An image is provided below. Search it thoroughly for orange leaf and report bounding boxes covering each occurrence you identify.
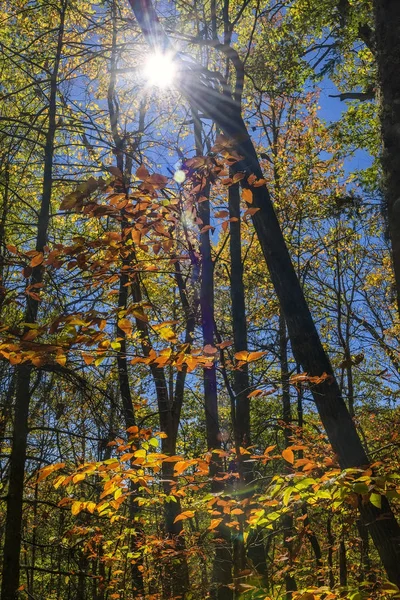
[174,460,191,475]
[232,172,245,183]
[243,207,260,217]
[218,340,233,349]
[37,462,65,483]
[204,344,218,355]
[208,518,222,531]
[30,252,44,267]
[82,353,95,365]
[282,448,295,464]
[174,510,195,523]
[247,351,266,362]
[242,189,253,204]
[247,389,263,398]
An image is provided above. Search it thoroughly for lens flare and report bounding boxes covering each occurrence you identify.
[143,52,177,89]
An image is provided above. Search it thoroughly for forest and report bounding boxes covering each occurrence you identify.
[1,0,400,598]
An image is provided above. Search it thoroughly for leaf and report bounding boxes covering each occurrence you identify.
[242,188,253,204]
[71,501,83,516]
[370,492,382,508]
[82,353,95,365]
[231,508,244,515]
[30,252,44,267]
[232,172,245,183]
[131,308,148,323]
[204,344,218,354]
[133,449,146,458]
[243,207,260,217]
[136,164,149,179]
[22,329,40,342]
[234,351,249,361]
[147,173,168,188]
[200,225,215,234]
[174,510,195,523]
[247,351,266,362]
[208,518,222,531]
[37,463,65,483]
[118,318,133,336]
[218,340,233,349]
[247,389,264,398]
[120,453,134,462]
[174,460,191,475]
[86,502,97,514]
[55,353,66,367]
[107,166,123,177]
[282,448,295,464]
[186,156,207,169]
[72,473,86,484]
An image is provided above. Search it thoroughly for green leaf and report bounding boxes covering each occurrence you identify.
[370,492,382,508]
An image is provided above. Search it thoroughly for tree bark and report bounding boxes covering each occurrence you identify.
[228,181,250,451]
[192,107,233,600]
[374,0,400,317]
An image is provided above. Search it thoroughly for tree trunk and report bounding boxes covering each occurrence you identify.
[228,181,250,581]
[374,0,400,317]
[228,181,250,451]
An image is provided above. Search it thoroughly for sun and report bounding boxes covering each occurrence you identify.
[143,51,177,89]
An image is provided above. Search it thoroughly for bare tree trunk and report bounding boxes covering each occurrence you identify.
[228,181,250,582]
[228,182,250,452]
[192,107,233,600]
[1,6,66,598]
[279,313,297,598]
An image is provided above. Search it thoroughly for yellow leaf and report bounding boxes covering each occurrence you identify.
[118,318,133,336]
[87,502,96,514]
[72,473,86,484]
[71,501,83,516]
[134,449,146,458]
[55,353,66,366]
